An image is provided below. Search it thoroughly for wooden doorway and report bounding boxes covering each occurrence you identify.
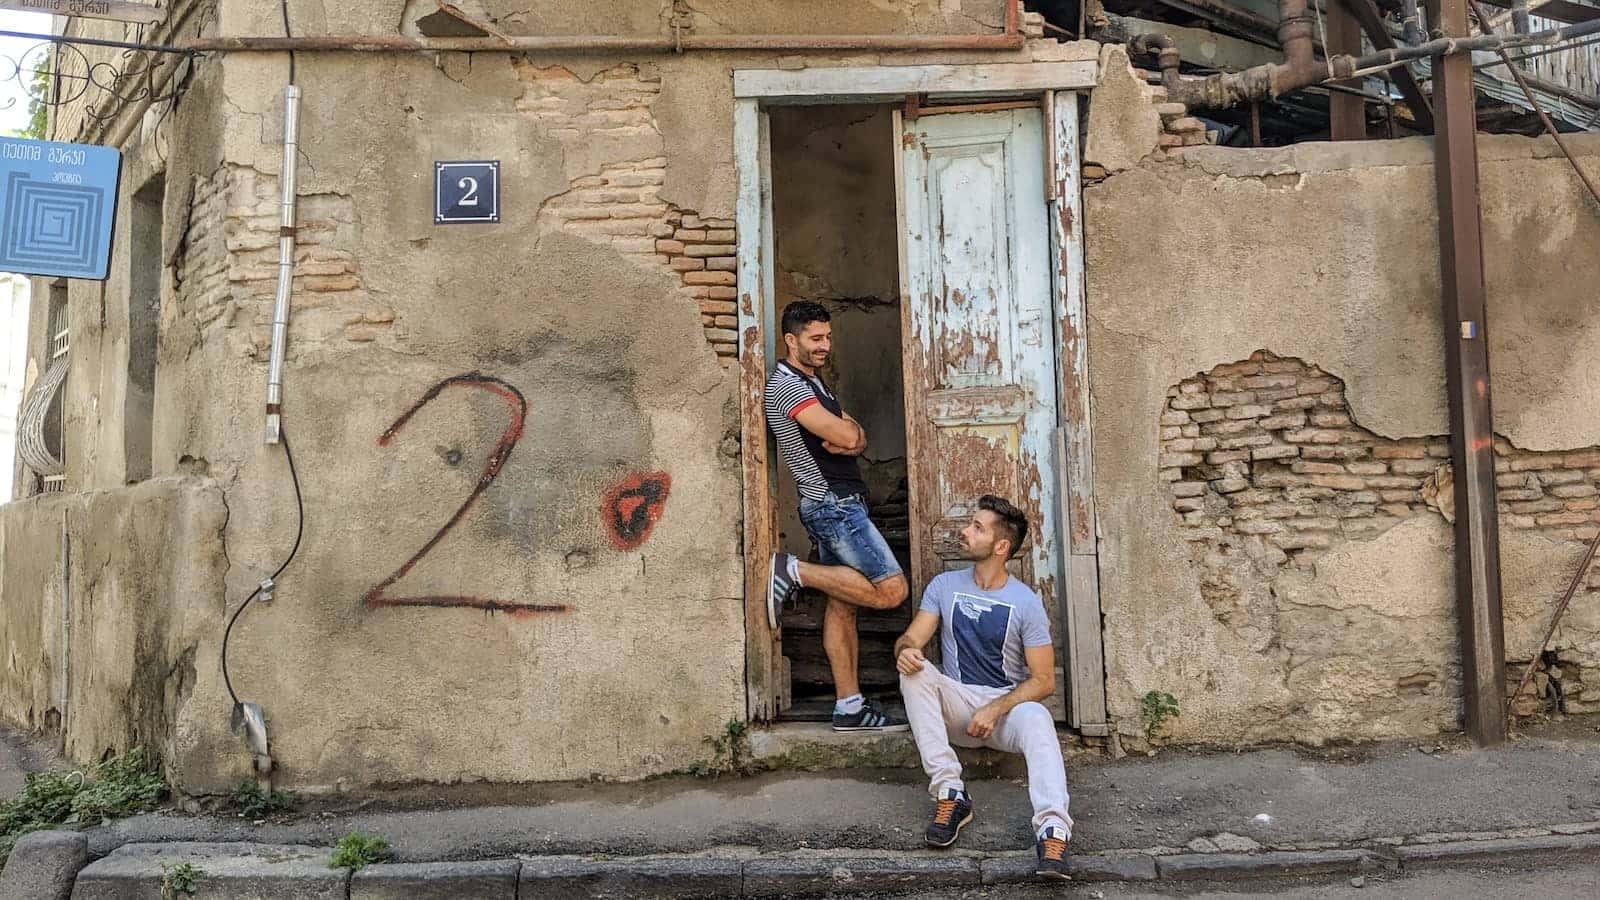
[734,62,1108,735]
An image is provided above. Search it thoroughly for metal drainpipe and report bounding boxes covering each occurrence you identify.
[264,84,300,445]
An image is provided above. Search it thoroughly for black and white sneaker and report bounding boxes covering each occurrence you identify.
[925,788,974,847]
[831,698,910,733]
[768,553,798,630]
[1035,825,1072,880]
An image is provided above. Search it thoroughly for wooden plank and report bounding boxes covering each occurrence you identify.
[0,0,164,23]
[1050,92,1109,733]
[1051,95,1096,561]
[735,98,781,723]
[735,61,1098,101]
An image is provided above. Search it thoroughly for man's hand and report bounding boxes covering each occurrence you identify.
[896,647,927,675]
[967,701,1004,740]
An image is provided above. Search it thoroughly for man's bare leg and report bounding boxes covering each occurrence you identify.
[798,562,906,611]
[824,596,861,698]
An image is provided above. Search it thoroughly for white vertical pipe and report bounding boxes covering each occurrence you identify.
[264,84,300,444]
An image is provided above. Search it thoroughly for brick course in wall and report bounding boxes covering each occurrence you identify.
[1162,349,1600,716]
[174,165,388,356]
[519,62,737,366]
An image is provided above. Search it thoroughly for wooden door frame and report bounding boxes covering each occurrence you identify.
[733,61,1101,725]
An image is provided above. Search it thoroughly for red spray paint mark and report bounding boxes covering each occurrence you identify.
[364,372,567,615]
[602,471,672,551]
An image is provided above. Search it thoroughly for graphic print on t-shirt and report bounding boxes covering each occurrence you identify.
[951,592,1014,689]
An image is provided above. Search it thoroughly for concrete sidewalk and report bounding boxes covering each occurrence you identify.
[80,718,1600,860]
[5,718,1600,896]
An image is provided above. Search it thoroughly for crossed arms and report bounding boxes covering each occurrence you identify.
[795,404,868,456]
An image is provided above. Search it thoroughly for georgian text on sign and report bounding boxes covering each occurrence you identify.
[0,1,165,25]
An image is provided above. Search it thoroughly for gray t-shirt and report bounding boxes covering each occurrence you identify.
[919,569,1052,690]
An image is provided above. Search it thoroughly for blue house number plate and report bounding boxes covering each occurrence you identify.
[435,161,499,224]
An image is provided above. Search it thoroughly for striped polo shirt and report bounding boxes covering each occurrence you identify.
[763,360,868,503]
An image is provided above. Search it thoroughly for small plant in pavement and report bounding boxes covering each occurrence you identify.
[330,830,392,870]
[160,860,203,897]
[689,718,753,777]
[0,746,167,865]
[230,779,297,818]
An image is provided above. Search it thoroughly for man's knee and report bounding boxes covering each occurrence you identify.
[869,576,908,610]
[1009,701,1054,732]
[898,662,942,691]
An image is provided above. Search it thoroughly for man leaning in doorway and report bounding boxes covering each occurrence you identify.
[765,300,910,733]
[894,495,1074,880]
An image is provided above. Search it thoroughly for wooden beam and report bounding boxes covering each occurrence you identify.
[1327,0,1368,139]
[1050,92,1109,736]
[1341,0,1436,132]
[735,99,784,722]
[734,61,1097,101]
[1433,0,1509,747]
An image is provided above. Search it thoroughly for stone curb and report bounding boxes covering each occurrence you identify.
[1395,833,1600,867]
[60,830,1600,897]
[1155,848,1382,880]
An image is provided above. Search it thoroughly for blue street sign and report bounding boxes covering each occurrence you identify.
[0,137,121,280]
[434,160,499,225]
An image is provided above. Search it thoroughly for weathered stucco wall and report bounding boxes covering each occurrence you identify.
[6,0,1074,790]
[0,479,235,787]
[1086,131,1600,746]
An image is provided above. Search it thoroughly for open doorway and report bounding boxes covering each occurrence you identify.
[767,104,912,720]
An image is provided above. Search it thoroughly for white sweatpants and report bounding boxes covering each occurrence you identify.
[899,663,1073,837]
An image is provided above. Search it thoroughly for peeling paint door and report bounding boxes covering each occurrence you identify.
[896,107,1066,717]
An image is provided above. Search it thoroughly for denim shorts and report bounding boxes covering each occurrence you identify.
[798,492,904,584]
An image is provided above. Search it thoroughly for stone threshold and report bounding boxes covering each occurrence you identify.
[35,821,1600,898]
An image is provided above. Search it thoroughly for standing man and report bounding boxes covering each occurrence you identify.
[894,495,1073,880]
[765,300,910,733]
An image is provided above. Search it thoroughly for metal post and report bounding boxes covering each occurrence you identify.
[1327,0,1366,139]
[1433,0,1508,746]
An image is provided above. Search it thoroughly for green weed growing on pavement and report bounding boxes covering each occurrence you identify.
[160,860,203,897]
[330,830,392,870]
[688,718,753,777]
[0,746,167,865]
[230,779,297,818]
[1140,690,1181,743]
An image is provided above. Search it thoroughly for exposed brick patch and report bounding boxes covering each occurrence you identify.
[1165,351,1600,718]
[518,62,736,366]
[1163,351,1600,557]
[1151,97,1218,150]
[176,165,389,355]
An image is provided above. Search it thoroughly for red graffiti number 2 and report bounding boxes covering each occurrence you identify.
[364,373,567,615]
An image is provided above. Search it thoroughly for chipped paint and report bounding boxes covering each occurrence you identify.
[901,106,1067,716]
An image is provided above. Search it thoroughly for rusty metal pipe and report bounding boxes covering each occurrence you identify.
[1144,8,1600,108]
[1278,0,1315,70]
[182,1,1025,54]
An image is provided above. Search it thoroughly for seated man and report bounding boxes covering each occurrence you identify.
[893,495,1074,881]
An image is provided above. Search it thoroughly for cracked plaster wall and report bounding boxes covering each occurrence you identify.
[1085,131,1600,745]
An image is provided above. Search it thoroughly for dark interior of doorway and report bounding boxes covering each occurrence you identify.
[768,103,913,721]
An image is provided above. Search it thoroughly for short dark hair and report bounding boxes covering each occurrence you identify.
[781,300,830,337]
[979,495,1028,559]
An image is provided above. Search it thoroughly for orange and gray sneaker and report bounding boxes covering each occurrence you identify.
[924,788,973,847]
[1035,824,1072,880]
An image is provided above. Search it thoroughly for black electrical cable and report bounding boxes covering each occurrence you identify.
[220,431,304,709]
[281,0,296,84]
